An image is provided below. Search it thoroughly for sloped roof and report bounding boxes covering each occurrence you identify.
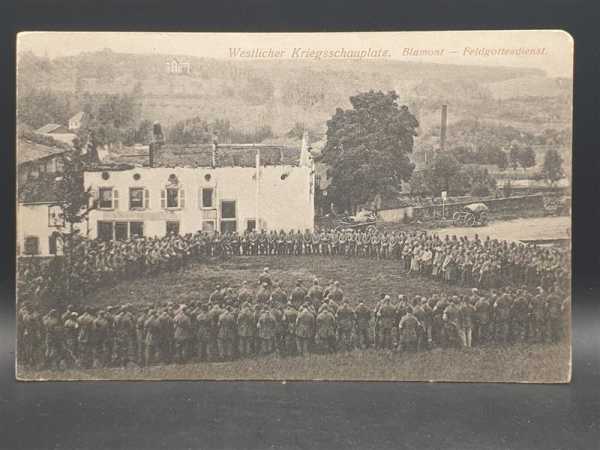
[18,174,63,203]
[36,123,66,134]
[17,139,66,164]
[93,143,302,169]
[69,111,86,122]
[154,144,301,168]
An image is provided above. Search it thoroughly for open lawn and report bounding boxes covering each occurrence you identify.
[19,342,570,383]
[79,255,473,308]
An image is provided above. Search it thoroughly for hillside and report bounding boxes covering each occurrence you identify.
[17,49,572,137]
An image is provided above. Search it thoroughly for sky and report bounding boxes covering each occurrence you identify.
[17,30,573,78]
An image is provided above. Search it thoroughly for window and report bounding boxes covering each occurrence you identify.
[166,221,180,236]
[115,222,129,241]
[221,200,236,219]
[246,219,256,232]
[130,222,144,238]
[49,235,58,255]
[129,188,144,209]
[201,188,214,208]
[99,188,114,209]
[161,188,184,209]
[24,236,39,255]
[220,200,236,233]
[98,221,114,241]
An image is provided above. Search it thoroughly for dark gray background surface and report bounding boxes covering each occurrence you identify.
[2,1,599,449]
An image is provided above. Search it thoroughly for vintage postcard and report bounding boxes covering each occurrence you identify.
[16,31,572,382]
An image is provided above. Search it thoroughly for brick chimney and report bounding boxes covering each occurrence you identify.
[440,104,447,152]
[149,121,164,167]
[211,132,219,168]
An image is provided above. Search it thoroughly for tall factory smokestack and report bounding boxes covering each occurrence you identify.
[440,104,448,152]
[149,121,164,168]
[211,132,219,168]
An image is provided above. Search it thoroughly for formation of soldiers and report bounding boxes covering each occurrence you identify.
[18,228,569,305]
[18,271,569,371]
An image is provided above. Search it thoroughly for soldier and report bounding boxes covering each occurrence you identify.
[316,305,337,353]
[42,309,63,369]
[256,282,271,304]
[238,281,253,305]
[282,301,298,356]
[307,278,324,309]
[398,309,422,353]
[93,310,111,367]
[336,300,355,351]
[494,292,513,344]
[546,292,563,342]
[135,308,148,366]
[290,280,307,309]
[144,310,161,366]
[295,303,315,356]
[217,306,236,360]
[173,305,193,363]
[257,305,277,355]
[207,302,223,361]
[329,281,344,303]
[354,301,372,349]
[474,293,492,346]
[209,285,224,306]
[236,302,255,358]
[158,307,174,364]
[63,311,80,367]
[378,296,397,350]
[259,267,272,287]
[529,291,547,343]
[195,304,211,361]
[458,296,476,348]
[77,308,96,368]
[510,291,530,343]
[440,298,459,347]
[270,283,287,306]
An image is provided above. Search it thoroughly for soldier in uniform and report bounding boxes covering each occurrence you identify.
[217,306,236,360]
[530,292,548,343]
[236,302,255,358]
[173,305,193,363]
[282,301,298,356]
[378,296,397,350]
[144,310,161,365]
[93,310,111,367]
[42,309,63,369]
[290,280,307,309]
[494,292,513,344]
[295,303,315,356]
[458,296,476,348]
[316,304,337,353]
[336,300,355,351]
[257,305,277,355]
[398,309,422,353]
[270,283,287,306]
[354,301,372,349]
[195,304,211,361]
[77,307,96,368]
[207,302,223,361]
[442,297,461,348]
[510,291,530,343]
[474,293,492,346]
[308,278,324,309]
[546,292,563,342]
[63,311,80,367]
[259,267,272,287]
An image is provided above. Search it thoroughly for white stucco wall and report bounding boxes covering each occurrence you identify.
[17,203,67,256]
[84,165,314,238]
[378,206,414,223]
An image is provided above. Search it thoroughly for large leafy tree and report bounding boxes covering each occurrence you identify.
[321,90,418,212]
[541,149,564,185]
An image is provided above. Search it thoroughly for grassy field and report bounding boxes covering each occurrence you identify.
[79,255,474,308]
[19,342,570,383]
[19,255,571,382]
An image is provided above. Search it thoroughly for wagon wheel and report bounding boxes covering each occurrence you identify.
[465,213,476,227]
[479,211,488,225]
[452,212,462,225]
[334,225,344,232]
[366,224,377,233]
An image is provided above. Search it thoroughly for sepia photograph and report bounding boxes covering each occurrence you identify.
[15,30,572,382]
